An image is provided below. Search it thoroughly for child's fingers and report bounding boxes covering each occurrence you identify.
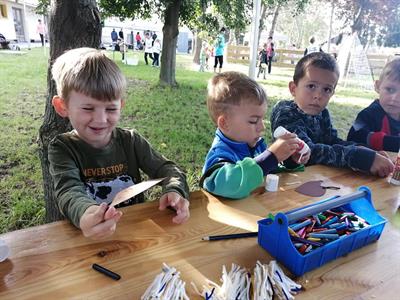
[105,209,123,221]
[378,151,390,159]
[172,198,190,224]
[104,205,121,220]
[89,203,108,225]
[160,193,181,210]
[169,195,180,207]
[159,193,190,223]
[159,194,169,210]
[173,212,189,224]
[279,132,297,140]
[172,208,190,224]
[89,216,121,239]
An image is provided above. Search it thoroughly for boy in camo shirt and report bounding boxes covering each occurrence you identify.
[271,52,394,177]
[49,48,190,240]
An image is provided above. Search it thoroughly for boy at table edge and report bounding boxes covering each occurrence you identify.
[347,57,400,152]
[201,71,311,199]
[48,47,190,240]
[270,52,394,177]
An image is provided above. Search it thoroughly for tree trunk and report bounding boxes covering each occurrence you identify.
[234,28,241,45]
[160,0,181,87]
[268,4,281,39]
[193,32,202,64]
[38,0,101,223]
[257,4,268,45]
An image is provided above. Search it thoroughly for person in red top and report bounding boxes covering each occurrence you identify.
[135,32,142,49]
[36,19,46,46]
[266,36,275,74]
[347,58,400,152]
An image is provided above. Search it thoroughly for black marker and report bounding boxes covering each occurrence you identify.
[92,263,121,280]
[202,232,258,241]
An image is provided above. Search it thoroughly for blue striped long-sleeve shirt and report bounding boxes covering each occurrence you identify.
[270,100,376,172]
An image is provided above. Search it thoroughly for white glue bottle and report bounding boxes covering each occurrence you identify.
[273,126,310,161]
[390,148,400,185]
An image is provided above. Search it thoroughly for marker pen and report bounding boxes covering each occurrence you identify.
[92,263,121,280]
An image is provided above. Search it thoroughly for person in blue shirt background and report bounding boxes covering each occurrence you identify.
[213,27,226,73]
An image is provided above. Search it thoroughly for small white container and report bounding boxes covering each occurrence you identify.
[265,174,279,192]
[273,126,290,139]
[273,126,310,157]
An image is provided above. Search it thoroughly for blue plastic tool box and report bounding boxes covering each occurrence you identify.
[258,186,387,276]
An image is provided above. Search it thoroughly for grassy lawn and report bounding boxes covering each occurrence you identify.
[0,48,376,233]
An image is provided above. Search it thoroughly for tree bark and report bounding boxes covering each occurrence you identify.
[234,28,241,45]
[257,3,267,46]
[160,0,181,87]
[268,4,281,39]
[38,0,101,223]
[193,32,202,64]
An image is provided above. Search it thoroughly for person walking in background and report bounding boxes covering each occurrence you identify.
[213,27,226,73]
[135,32,142,49]
[111,28,118,49]
[257,43,268,79]
[304,36,323,56]
[143,32,153,65]
[128,31,134,49]
[266,36,275,74]
[152,32,157,46]
[114,38,125,62]
[199,41,208,72]
[36,19,46,46]
[152,38,161,67]
[119,28,124,40]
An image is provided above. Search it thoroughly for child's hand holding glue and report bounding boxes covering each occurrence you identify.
[273,126,311,164]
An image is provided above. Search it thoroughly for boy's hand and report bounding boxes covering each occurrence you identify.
[370,153,394,177]
[292,147,311,164]
[159,192,190,224]
[377,150,393,161]
[268,133,299,162]
[79,203,123,240]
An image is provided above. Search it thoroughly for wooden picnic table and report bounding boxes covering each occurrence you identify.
[0,163,399,299]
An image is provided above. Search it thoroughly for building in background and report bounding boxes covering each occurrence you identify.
[0,0,46,43]
[0,1,193,52]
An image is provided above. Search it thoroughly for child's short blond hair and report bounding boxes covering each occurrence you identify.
[52,47,126,101]
[207,71,267,124]
[379,57,400,82]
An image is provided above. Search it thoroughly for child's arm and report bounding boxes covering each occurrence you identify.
[201,134,299,199]
[159,191,190,224]
[370,152,394,177]
[79,203,122,239]
[265,133,299,164]
[201,157,264,199]
[348,109,400,152]
[48,138,100,228]
[128,130,190,202]
[271,107,377,172]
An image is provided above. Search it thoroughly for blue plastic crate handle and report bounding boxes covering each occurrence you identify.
[285,189,368,223]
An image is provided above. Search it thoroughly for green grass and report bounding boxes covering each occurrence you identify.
[0,48,374,233]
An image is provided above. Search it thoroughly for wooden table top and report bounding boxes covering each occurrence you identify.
[0,164,399,299]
